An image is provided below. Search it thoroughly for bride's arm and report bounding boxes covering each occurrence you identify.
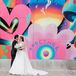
[20,43,25,50]
[14,42,26,50]
[14,43,19,49]
[14,43,22,50]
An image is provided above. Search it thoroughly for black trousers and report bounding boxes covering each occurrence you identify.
[11,54,16,67]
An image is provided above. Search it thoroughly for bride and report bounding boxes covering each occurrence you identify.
[9,35,48,75]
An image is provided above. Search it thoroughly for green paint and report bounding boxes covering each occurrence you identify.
[2,45,6,50]
[4,49,8,53]
[1,56,7,59]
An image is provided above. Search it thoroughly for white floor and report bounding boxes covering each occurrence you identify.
[0,59,76,76]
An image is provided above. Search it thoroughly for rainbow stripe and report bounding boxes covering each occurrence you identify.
[3,0,29,8]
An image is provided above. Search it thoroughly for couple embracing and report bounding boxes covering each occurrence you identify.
[9,35,48,76]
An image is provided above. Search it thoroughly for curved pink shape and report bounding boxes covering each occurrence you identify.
[27,24,75,59]
[0,0,31,40]
[57,29,74,44]
[28,24,57,41]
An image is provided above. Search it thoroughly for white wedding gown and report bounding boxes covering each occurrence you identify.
[9,42,48,75]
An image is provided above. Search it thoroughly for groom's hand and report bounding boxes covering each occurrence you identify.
[18,47,23,50]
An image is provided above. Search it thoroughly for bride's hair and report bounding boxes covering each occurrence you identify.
[20,36,24,42]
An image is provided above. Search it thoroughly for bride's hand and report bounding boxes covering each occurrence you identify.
[17,47,23,50]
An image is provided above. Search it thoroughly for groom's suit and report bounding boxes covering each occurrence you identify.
[11,40,17,66]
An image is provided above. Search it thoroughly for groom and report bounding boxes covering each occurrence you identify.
[11,35,19,67]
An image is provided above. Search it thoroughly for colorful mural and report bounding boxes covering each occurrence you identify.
[0,0,76,59]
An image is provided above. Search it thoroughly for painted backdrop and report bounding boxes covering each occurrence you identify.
[0,0,76,60]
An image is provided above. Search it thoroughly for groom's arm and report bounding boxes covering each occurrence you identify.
[17,46,24,50]
[17,44,25,50]
[12,41,17,50]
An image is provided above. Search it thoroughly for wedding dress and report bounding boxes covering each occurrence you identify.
[9,42,48,75]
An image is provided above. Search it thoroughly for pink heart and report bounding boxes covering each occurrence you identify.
[0,0,31,40]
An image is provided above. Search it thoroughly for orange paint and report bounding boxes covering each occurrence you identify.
[10,0,16,8]
[0,45,4,58]
[31,7,63,23]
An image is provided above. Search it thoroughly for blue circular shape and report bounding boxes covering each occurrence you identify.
[36,44,55,59]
